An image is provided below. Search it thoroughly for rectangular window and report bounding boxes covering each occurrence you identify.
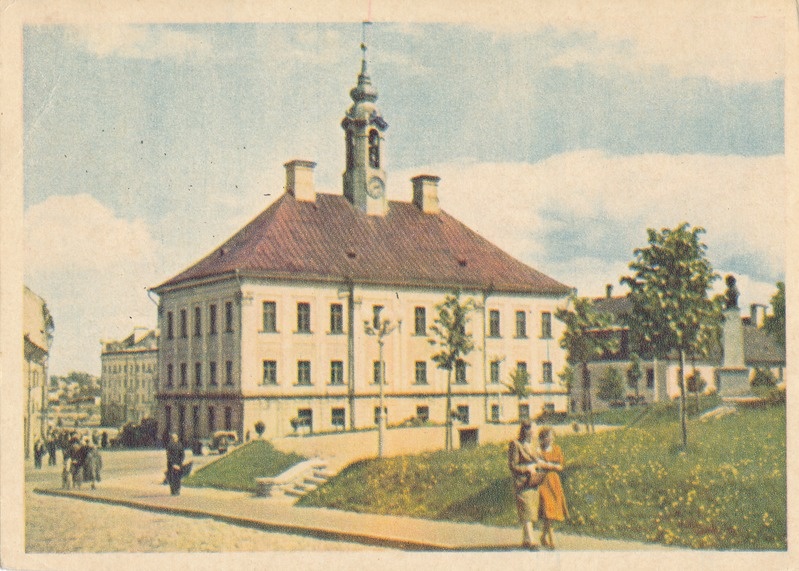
[330,361,344,385]
[207,406,216,432]
[297,361,312,385]
[491,404,500,423]
[194,362,202,386]
[167,311,174,340]
[262,360,277,385]
[331,407,346,428]
[209,304,217,334]
[544,403,556,413]
[372,305,383,329]
[225,360,233,385]
[414,361,427,385]
[262,301,277,333]
[164,405,172,434]
[297,408,312,431]
[489,310,500,337]
[515,311,527,338]
[224,407,232,430]
[209,361,217,386]
[166,364,174,387]
[490,360,501,384]
[373,360,384,385]
[517,361,528,381]
[416,405,429,422]
[373,406,387,425]
[330,304,343,334]
[414,307,426,335]
[180,309,188,338]
[180,363,187,386]
[225,301,234,332]
[455,359,467,384]
[456,405,470,424]
[542,362,553,384]
[541,311,552,339]
[194,306,202,337]
[297,302,311,333]
[519,403,530,421]
[646,369,655,389]
[192,405,200,437]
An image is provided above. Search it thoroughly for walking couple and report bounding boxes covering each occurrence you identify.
[508,421,568,550]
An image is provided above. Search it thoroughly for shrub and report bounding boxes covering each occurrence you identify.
[751,367,776,388]
[597,367,625,402]
[254,420,265,438]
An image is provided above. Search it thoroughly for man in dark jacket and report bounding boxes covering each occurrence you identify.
[165,433,185,496]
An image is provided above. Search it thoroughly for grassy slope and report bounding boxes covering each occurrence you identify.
[184,440,306,492]
[299,403,786,549]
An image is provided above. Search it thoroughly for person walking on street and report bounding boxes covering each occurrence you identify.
[33,439,45,469]
[536,427,568,549]
[508,420,545,550]
[47,436,58,466]
[166,433,185,496]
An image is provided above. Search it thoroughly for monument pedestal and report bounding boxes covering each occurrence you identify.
[715,367,750,397]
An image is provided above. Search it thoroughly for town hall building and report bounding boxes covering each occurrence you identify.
[151,45,572,443]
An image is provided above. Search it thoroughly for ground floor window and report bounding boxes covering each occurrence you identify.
[331,407,345,429]
[297,408,313,432]
[373,406,387,425]
[518,403,530,422]
[646,369,655,389]
[456,405,470,424]
[416,405,429,422]
[224,407,232,430]
[207,406,216,432]
[491,404,500,423]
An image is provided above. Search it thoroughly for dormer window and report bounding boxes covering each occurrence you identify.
[368,129,380,168]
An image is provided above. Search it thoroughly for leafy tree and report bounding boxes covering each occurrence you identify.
[428,290,477,451]
[254,421,265,438]
[762,282,785,348]
[686,369,707,412]
[750,367,776,388]
[597,367,625,403]
[621,223,720,449]
[626,353,643,398]
[503,365,531,416]
[555,295,618,433]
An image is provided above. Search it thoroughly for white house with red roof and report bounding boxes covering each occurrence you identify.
[151,45,571,444]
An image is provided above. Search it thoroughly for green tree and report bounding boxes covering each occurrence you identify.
[686,369,707,412]
[762,282,785,348]
[555,295,618,433]
[750,367,776,388]
[597,367,625,403]
[503,365,531,418]
[428,290,477,451]
[626,353,643,399]
[621,223,720,449]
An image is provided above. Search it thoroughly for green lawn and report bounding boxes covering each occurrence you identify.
[299,402,786,550]
[183,440,306,492]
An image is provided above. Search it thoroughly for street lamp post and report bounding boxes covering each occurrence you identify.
[364,315,397,459]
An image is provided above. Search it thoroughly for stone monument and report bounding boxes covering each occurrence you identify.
[715,275,750,395]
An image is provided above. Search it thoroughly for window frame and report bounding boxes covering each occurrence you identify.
[414,307,426,336]
[489,309,501,338]
[262,301,277,333]
[262,360,277,385]
[515,310,527,338]
[297,302,311,333]
[329,303,344,334]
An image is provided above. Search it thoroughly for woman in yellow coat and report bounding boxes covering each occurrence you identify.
[537,426,568,549]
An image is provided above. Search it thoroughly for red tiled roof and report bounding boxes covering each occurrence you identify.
[154,193,570,295]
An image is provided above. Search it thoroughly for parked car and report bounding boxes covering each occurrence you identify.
[210,431,238,454]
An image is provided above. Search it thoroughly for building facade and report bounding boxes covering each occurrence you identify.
[23,286,53,459]
[100,328,159,426]
[152,48,572,444]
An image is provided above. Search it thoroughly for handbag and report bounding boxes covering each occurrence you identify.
[526,466,546,488]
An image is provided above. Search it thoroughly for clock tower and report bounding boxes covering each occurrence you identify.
[342,42,388,216]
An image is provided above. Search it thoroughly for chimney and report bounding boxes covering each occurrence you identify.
[411,175,441,214]
[606,284,613,299]
[284,160,317,202]
[750,303,766,328]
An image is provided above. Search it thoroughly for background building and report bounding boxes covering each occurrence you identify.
[100,328,159,426]
[23,286,53,459]
[152,49,572,445]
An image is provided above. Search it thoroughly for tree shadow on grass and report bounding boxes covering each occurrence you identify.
[435,477,513,524]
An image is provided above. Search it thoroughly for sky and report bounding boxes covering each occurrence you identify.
[22,6,787,376]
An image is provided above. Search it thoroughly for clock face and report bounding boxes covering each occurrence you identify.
[367,177,385,199]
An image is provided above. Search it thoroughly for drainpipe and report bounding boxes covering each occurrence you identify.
[346,279,356,430]
[234,270,243,440]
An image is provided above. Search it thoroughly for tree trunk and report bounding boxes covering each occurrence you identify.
[582,362,594,434]
[445,368,453,451]
[679,349,687,449]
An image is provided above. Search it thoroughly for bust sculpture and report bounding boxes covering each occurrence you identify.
[724,275,739,309]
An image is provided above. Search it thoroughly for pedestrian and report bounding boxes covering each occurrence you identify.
[33,439,45,469]
[165,433,185,496]
[69,437,86,488]
[508,420,545,550]
[537,427,568,549]
[83,442,102,489]
[47,436,58,466]
[101,431,108,448]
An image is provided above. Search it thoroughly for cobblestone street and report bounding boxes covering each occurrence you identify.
[24,449,388,553]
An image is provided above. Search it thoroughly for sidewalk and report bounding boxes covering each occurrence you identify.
[33,470,670,552]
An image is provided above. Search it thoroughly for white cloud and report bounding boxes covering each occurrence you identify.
[65,25,212,60]
[455,1,784,83]
[24,194,161,375]
[394,152,785,304]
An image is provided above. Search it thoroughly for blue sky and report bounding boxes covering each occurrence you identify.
[22,12,786,375]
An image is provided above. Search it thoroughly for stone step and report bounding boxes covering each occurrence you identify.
[304,475,328,486]
[313,469,336,479]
